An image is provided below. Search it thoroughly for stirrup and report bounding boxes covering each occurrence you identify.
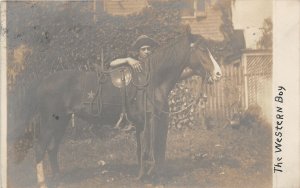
[114,113,134,131]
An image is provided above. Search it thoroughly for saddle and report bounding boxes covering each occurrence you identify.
[81,63,148,131]
[107,63,151,131]
[90,64,137,131]
[109,65,134,130]
[110,66,132,88]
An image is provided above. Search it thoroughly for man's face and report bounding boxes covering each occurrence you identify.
[139,45,152,59]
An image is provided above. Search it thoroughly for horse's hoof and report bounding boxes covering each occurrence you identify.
[49,173,60,188]
[136,169,147,181]
[38,182,48,188]
[136,173,145,181]
[147,166,155,176]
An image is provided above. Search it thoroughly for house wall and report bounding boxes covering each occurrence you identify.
[104,0,226,41]
[104,0,148,16]
[181,4,225,41]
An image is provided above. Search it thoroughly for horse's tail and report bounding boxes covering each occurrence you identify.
[8,80,40,163]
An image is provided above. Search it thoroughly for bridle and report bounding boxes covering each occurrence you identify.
[148,70,210,116]
[148,43,213,115]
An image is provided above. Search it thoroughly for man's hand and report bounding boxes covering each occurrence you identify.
[110,57,142,72]
[127,57,142,72]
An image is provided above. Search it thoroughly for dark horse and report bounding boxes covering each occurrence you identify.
[11,29,221,187]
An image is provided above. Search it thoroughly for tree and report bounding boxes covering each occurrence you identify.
[257,18,272,49]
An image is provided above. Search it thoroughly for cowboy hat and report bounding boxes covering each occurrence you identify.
[131,35,159,50]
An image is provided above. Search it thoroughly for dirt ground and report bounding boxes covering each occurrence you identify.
[8,119,272,188]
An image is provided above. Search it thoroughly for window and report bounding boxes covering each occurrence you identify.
[181,0,206,19]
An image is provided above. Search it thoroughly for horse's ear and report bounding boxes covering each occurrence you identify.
[185,25,191,34]
[185,25,193,44]
[190,34,198,43]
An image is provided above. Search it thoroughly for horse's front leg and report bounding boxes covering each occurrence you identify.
[135,127,141,167]
[154,112,168,166]
[147,112,169,178]
[136,128,144,180]
[136,114,152,180]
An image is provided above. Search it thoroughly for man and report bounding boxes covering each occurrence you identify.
[110,35,197,79]
[110,35,159,72]
[110,35,159,131]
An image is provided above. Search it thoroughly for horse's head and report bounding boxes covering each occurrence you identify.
[188,42,222,83]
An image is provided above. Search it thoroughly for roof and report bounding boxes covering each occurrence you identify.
[225,29,246,63]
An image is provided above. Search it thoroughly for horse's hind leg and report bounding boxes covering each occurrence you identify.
[47,117,69,181]
[36,161,47,188]
[47,114,70,185]
[34,114,69,188]
[34,120,52,188]
[137,115,152,180]
[47,139,60,180]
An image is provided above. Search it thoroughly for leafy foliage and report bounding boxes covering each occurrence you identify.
[8,0,236,129]
[7,1,186,88]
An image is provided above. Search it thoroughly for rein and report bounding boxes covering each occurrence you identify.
[89,67,108,115]
[131,58,152,89]
[149,71,209,116]
[139,36,211,116]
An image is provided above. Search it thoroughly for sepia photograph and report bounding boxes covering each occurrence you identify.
[1,0,298,187]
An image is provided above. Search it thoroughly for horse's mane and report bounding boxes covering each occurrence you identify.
[148,31,191,73]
